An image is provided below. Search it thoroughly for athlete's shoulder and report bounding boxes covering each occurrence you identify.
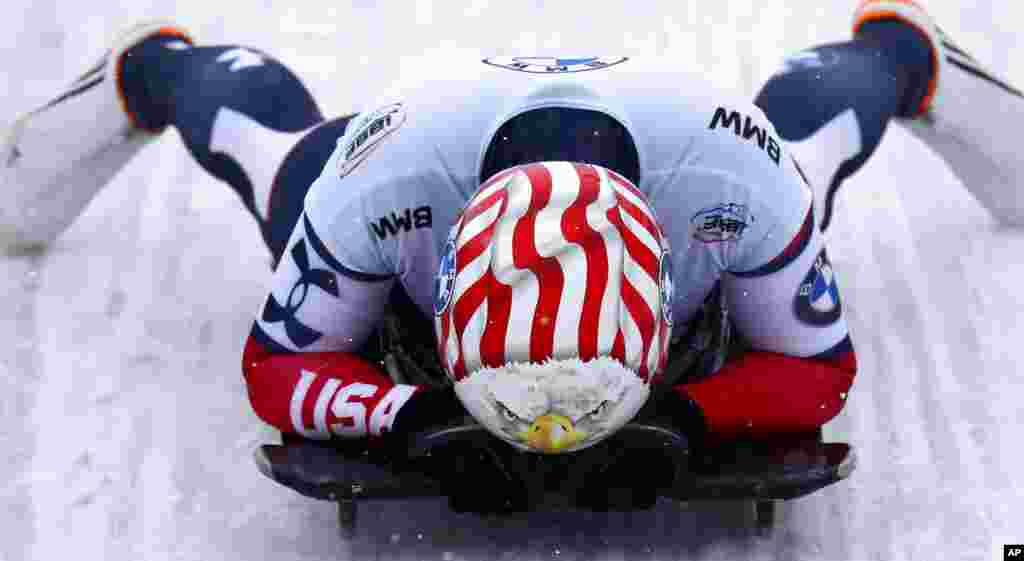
[689,99,813,273]
[301,87,478,277]
[626,67,811,274]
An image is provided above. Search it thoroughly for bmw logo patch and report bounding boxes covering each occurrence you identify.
[434,236,458,316]
[482,56,629,74]
[794,249,842,326]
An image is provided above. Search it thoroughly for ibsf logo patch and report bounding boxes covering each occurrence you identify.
[659,251,675,327]
[691,203,750,243]
[795,249,842,326]
[482,56,628,74]
[338,102,406,178]
[434,235,458,316]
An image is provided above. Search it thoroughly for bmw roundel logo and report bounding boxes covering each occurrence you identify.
[659,251,675,326]
[794,249,842,326]
[434,237,458,316]
[482,56,629,74]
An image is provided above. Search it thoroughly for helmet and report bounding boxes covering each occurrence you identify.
[479,107,641,186]
[433,161,674,454]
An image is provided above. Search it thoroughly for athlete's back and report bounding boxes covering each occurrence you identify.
[301,56,812,329]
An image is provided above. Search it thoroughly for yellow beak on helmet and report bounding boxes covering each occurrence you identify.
[517,414,588,453]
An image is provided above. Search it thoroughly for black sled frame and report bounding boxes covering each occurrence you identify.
[254,422,855,537]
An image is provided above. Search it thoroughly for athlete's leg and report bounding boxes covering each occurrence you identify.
[121,33,331,249]
[754,24,910,232]
[1,22,329,253]
[125,33,367,264]
[757,1,1024,231]
[263,115,357,265]
[1,23,193,250]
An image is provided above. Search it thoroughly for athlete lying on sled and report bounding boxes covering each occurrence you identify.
[5,1,1023,512]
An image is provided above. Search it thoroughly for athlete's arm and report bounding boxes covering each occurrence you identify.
[241,207,417,440]
[241,124,455,441]
[681,203,857,439]
[667,100,857,440]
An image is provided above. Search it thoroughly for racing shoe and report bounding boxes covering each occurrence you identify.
[853,1,1024,226]
[0,21,193,252]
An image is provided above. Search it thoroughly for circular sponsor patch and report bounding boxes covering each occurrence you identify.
[659,251,675,327]
[434,236,458,316]
[482,56,628,74]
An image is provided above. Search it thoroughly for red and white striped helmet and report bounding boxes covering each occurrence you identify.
[433,161,674,454]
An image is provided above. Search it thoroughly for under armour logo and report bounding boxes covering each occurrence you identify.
[216,48,265,72]
[262,240,338,348]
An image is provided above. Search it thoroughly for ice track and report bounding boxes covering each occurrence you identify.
[2,2,1023,560]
